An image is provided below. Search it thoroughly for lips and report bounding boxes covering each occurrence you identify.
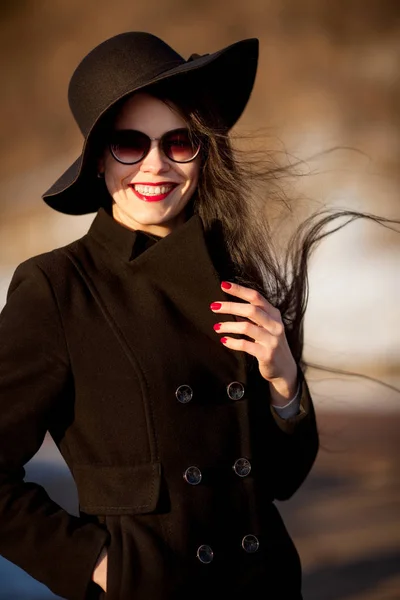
[129,182,178,203]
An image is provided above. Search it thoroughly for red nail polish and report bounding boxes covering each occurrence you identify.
[213,323,221,331]
[210,302,222,310]
[221,281,232,290]
[220,337,228,344]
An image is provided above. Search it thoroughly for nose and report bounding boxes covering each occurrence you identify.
[139,140,169,174]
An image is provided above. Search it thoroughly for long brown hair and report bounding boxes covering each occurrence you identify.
[144,79,399,381]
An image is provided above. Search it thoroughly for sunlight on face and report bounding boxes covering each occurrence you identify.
[99,93,201,237]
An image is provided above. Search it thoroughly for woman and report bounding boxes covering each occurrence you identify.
[0,32,319,599]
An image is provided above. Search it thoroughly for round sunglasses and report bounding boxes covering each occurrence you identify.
[109,128,201,165]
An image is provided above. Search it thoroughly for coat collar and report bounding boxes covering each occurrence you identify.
[87,207,235,280]
[87,207,163,261]
[84,206,248,375]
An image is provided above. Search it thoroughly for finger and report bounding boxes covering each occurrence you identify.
[214,319,273,343]
[220,335,268,361]
[221,281,279,317]
[210,301,284,336]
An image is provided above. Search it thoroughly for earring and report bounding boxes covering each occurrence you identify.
[97,172,104,179]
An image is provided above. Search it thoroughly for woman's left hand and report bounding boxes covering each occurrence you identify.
[210,281,298,406]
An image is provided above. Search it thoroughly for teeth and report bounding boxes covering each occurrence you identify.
[133,184,174,195]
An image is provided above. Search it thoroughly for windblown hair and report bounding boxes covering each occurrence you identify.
[94,78,400,381]
[146,79,399,377]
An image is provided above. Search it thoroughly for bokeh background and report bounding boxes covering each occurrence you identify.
[0,1,399,598]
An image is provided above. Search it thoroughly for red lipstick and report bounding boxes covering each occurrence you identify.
[129,182,177,203]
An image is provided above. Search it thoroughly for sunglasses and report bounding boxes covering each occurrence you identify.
[109,128,201,165]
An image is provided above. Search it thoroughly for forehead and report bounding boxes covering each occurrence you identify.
[113,92,187,134]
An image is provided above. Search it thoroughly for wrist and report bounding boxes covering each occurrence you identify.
[268,373,298,407]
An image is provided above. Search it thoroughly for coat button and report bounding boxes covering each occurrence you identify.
[183,466,202,485]
[242,534,260,553]
[196,544,214,564]
[233,458,252,477]
[226,381,245,400]
[175,384,193,404]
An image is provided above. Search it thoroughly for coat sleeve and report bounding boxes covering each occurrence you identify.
[0,259,110,600]
[267,366,320,501]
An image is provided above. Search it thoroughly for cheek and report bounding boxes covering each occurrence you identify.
[104,171,120,198]
[104,160,137,194]
[184,162,201,190]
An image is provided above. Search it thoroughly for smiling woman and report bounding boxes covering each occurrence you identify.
[0,31,322,600]
[98,93,201,236]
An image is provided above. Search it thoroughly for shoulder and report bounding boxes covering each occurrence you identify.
[6,234,91,300]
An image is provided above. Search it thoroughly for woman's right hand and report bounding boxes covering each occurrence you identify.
[92,546,108,592]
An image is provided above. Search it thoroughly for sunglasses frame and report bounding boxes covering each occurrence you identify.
[109,127,202,165]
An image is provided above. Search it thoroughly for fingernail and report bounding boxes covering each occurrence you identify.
[221,281,232,290]
[213,323,221,331]
[210,302,222,310]
[220,337,228,344]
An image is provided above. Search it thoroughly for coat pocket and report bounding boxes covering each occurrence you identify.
[73,462,162,515]
[75,463,162,600]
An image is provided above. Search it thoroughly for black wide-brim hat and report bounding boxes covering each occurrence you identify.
[42,31,259,215]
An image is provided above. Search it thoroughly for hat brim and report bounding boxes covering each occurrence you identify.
[43,37,259,215]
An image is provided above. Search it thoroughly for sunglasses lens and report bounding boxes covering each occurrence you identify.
[110,130,149,164]
[163,129,200,162]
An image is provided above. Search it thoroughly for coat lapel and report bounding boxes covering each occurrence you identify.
[130,214,237,346]
[69,209,248,380]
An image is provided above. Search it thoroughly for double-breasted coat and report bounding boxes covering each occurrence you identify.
[0,207,319,600]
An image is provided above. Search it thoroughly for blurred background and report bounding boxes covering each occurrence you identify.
[0,0,399,598]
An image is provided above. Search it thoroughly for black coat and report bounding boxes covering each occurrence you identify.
[0,208,319,600]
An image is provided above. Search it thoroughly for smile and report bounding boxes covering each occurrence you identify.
[129,183,178,202]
